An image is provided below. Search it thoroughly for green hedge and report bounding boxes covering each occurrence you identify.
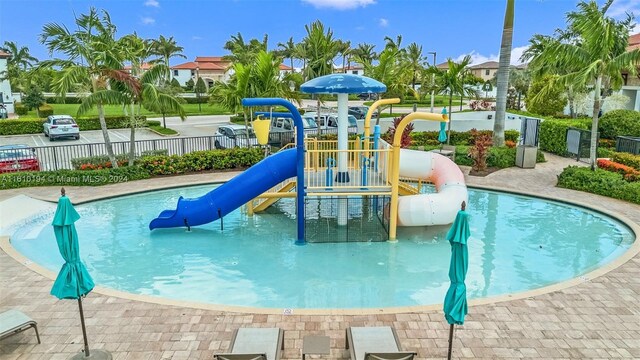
[137,147,264,175]
[0,166,151,189]
[15,103,28,115]
[557,166,640,204]
[611,152,640,170]
[70,150,168,170]
[410,130,519,146]
[539,118,591,155]
[0,115,148,135]
[410,145,545,168]
[38,104,54,117]
[598,109,640,139]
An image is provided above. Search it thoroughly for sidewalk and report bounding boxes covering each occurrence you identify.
[1,154,639,359]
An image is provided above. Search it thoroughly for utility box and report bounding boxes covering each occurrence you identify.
[516,145,537,168]
[515,117,541,169]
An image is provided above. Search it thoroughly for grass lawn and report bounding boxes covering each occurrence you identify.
[20,103,232,119]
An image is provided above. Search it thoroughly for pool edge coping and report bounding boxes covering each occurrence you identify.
[2,183,639,316]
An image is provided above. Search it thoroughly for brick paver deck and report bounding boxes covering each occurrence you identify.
[1,154,639,359]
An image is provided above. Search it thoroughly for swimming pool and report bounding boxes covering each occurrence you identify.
[10,184,634,309]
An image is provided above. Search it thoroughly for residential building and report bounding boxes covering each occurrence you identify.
[0,50,14,114]
[279,64,293,78]
[338,63,365,76]
[620,33,640,111]
[171,56,232,89]
[123,63,153,75]
[469,61,499,81]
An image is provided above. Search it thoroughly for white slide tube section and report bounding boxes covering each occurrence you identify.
[397,149,468,226]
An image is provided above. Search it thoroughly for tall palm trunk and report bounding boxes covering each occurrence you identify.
[567,85,576,118]
[447,91,453,145]
[93,77,118,168]
[128,102,136,166]
[589,76,602,170]
[493,0,515,147]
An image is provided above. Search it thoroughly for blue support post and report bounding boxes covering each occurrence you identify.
[242,98,306,245]
[373,125,381,172]
[326,158,335,188]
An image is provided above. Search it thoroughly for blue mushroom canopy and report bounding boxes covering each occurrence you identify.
[300,74,386,94]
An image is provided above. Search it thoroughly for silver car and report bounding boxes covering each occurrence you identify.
[43,115,80,141]
[214,124,259,149]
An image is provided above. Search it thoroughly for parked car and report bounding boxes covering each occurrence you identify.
[268,115,318,146]
[357,93,379,101]
[349,106,377,119]
[305,112,359,134]
[0,145,40,173]
[214,124,259,149]
[43,115,80,141]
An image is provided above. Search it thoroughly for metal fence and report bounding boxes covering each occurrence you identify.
[1,127,362,172]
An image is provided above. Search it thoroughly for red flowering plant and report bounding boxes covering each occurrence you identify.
[597,159,640,181]
[383,115,415,148]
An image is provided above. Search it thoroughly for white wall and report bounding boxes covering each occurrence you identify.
[0,57,14,113]
[172,69,193,86]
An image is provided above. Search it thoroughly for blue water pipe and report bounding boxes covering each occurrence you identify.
[373,125,381,172]
[242,98,306,245]
[361,158,370,188]
[326,158,335,188]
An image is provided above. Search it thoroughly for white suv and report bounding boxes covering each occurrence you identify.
[43,115,80,141]
[214,124,259,149]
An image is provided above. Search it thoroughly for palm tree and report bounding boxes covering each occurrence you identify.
[352,43,377,64]
[223,32,268,66]
[276,37,296,72]
[293,43,309,80]
[493,0,515,147]
[406,42,425,92]
[78,64,186,165]
[2,41,38,70]
[337,40,351,73]
[301,20,341,80]
[40,7,124,167]
[384,35,403,52]
[149,35,186,82]
[527,0,640,169]
[428,56,476,143]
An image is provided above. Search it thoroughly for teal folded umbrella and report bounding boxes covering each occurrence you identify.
[51,195,94,299]
[438,121,448,143]
[443,203,470,360]
[50,190,110,360]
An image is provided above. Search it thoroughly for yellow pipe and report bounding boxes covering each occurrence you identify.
[364,98,401,141]
[388,111,449,242]
[256,192,297,199]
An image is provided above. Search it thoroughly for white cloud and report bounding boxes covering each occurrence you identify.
[379,18,388,27]
[141,17,155,25]
[301,0,375,10]
[192,36,203,40]
[455,45,529,66]
[608,0,640,18]
[144,0,159,7]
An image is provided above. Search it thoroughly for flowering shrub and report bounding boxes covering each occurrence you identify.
[597,159,640,181]
[137,147,264,175]
[504,140,517,148]
[611,152,640,170]
[468,100,492,111]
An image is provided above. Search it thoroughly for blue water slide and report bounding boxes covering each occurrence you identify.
[149,149,297,230]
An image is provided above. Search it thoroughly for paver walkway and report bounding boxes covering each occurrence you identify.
[1,154,639,359]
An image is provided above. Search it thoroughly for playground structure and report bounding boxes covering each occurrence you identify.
[150,75,468,243]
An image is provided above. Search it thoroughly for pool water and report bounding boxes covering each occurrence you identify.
[10,185,634,309]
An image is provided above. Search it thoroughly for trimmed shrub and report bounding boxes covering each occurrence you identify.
[410,129,519,147]
[598,109,640,139]
[38,104,54,117]
[0,166,150,189]
[71,150,170,170]
[557,166,640,204]
[0,115,147,135]
[526,75,567,116]
[539,118,591,155]
[611,152,640,170]
[597,159,640,181]
[147,120,161,127]
[137,147,264,175]
[14,103,28,115]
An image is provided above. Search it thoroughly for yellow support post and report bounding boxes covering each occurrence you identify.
[388,111,449,242]
[363,98,401,154]
[246,200,254,216]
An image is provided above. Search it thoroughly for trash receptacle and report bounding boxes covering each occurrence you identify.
[515,117,541,169]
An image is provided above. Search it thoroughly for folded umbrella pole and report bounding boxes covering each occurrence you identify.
[51,188,112,360]
[443,201,470,360]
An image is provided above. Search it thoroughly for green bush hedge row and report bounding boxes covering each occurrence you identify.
[539,118,591,155]
[137,147,264,175]
[410,145,545,168]
[598,109,640,140]
[0,166,151,189]
[45,96,211,105]
[14,103,28,115]
[611,152,640,170]
[71,150,168,170]
[557,166,640,204]
[410,130,519,147]
[0,115,148,135]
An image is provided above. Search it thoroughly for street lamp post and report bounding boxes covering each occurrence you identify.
[195,66,201,112]
[428,51,437,113]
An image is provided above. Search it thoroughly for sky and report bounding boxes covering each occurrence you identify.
[1,0,639,68]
